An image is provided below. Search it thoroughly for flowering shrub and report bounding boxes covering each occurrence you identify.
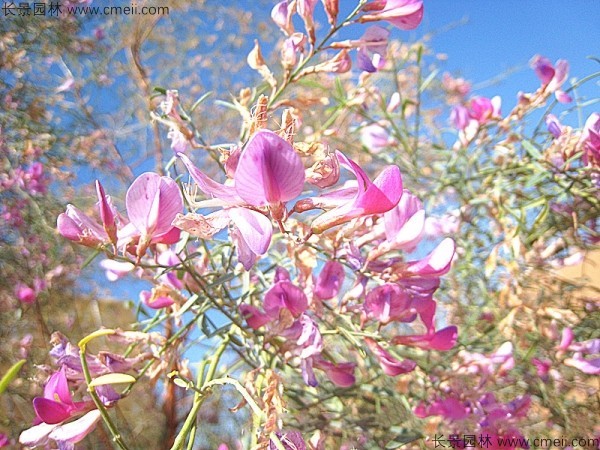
[1,1,598,449]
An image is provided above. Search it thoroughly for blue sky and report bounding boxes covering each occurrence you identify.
[417,1,599,123]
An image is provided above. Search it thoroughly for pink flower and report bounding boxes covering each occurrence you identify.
[450,104,469,130]
[313,260,345,300]
[360,122,395,152]
[578,112,600,167]
[296,151,402,234]
[15,283,37,304]
[96,181,118,244]
[264,280,309,318]
[119,172,183,258]
[281,33,307,68]
[414,396,469,421]
[392,325,458,351]
[530,55,571,103]
[363,283,414,325]
[359,0,424,30]
[176,130,305,268]
[33,367,91,425]
[545,114,563,139]
[271,1,295,35]
[313,357,356,387]
[365,338,417,376]
[269,431,306,450]
[57,180,121,248]
[368,190,424,260]
[468,96,502,124]
[356,26,389,73]
[99,259,135,282]
[19,410,101,449]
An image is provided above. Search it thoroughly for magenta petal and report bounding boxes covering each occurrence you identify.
[264,281,308,318]
[365,338,417,376]
[314,260,345,300]
[311,152,402,233]
[178,153,242,204]
[126,173,183,238]
[313,357,355,387]
[229,208,272,256]
[239,304,271,329]
[356,165,403,214]
[392,325,458,351]
[48,410,101,446]
[43,367,71,404]
[234,130,305,207]
[96,181,117,242]
[406,237,455,276]
[33,398,72,425]
[557,327,574,351]
[428,326,458,350]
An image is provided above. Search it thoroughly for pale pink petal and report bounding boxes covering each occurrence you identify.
[172,211,229,239]
[48,410,101,446]
[229,208,273,257]
[405,238,455,276]
[178,153,243,205]
[360,0,423,30]
[564,356,600,375]
[19,422,56,447]
[310,152,402,233]
[126,173,183,238]
[314,359,356,387]
[234,130,305,207]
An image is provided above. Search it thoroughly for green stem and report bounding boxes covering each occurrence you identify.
[170,335,231,450]
[79,345,131,450]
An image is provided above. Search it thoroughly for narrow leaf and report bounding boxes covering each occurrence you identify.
[88,373,136,388]
[0,359,26,395]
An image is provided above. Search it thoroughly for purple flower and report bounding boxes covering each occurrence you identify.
[356,26,389,73]
[578,112,600,167]
[313,260,345,300]
[32,367,92,425]
[20,410,101,449]
[365,338,417,376]
[296,151,403,234]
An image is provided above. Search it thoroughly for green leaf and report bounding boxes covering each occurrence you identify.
[419,69,440,93]
[153,86,167,95]
[88,373,136,388]
[0,359,26,395]
[78,329,115,349]
[522,140,543,160]
[190,92,213,113]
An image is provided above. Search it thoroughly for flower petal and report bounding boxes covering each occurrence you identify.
[48,410,101,446]
[234,130,305,206]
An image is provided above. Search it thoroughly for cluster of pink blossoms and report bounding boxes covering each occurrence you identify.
[19,332,156,448]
